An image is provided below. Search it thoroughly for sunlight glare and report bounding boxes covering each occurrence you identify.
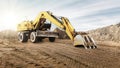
[1,11,19,30]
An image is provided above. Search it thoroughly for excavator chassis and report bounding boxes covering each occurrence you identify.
[18,30,58,43]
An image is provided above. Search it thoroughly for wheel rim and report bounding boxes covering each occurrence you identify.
[31,34,34,41]
[30,32,36,42]
[18,33,23,42]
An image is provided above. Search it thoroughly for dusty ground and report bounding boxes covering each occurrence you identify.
[0,39,120,68]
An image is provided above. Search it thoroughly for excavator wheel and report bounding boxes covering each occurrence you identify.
[18,32,28,42]
[30,32,38,43]
[37,37,43,42]
[49,37,55,42]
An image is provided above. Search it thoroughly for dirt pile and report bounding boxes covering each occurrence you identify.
[54,28,69,39]
[89,22,120,43]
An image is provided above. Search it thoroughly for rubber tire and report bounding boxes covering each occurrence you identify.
[18,32,28,42]
[30,32,38,43]
[49,37,55,42]
[37,37,43,42]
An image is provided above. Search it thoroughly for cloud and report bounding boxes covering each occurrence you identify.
[0,0,120,31]
[64,0,120,18]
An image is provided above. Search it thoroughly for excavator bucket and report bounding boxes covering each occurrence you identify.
[73,32,97,49]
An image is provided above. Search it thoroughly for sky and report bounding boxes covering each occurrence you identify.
[0,0,120,31]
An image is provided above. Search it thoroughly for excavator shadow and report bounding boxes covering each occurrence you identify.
[75,45,97,49]
[75,45,85,49]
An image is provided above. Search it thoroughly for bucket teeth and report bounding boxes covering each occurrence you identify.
[84,46,88,49]
[74,34,97,49]
[94,46,97,48]
[89,46,92,49]
[84,45,97,49]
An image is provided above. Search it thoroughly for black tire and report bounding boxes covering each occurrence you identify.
[49,37,55,42]
[37,37,43,42]
[30,32,38,43]
[18,32,28,42]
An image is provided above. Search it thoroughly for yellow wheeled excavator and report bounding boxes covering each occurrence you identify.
[17,11,97,49]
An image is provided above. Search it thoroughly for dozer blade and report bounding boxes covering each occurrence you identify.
[73,34,97,49]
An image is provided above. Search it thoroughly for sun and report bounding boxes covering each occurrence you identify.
[2,12,18,23]
[0,11,20,30]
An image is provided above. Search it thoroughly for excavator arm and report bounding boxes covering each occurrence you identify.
[32,11,75,41]
[17,11,97,49]
[33,11,64,30]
